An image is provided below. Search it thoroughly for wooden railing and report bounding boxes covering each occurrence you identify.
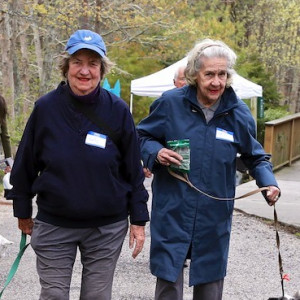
[264,112,300,170]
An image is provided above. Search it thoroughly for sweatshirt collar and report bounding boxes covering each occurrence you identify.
[67,82,100,104]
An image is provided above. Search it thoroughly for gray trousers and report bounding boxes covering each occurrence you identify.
[155,269,224,300]
[31,218,128,300]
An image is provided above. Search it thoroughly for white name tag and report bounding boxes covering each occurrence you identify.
[85,131,107,148]
[216,127,234,142]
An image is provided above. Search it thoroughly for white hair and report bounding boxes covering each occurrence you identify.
[185,38,237,87]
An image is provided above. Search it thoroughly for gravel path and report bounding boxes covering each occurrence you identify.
[1,193,299,299]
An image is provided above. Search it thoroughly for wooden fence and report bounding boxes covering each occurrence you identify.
[264,112,300,170]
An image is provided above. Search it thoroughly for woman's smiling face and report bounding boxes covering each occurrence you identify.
[196,57,228,106]
[67,49,101,96]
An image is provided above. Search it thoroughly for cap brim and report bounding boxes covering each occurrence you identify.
[66,43,106,57]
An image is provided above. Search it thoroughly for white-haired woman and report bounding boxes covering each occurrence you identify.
[137,38,280,300]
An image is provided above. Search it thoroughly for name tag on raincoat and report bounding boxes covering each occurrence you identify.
[216,127,234,142]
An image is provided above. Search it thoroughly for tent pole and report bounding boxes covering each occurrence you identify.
[250,97,258,136]
[130,93,133,114]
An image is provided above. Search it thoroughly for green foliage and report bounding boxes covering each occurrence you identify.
[104,0,248,123]
[256,118,265,146]
[1,0,299,139]
[236,52,282,105]
[263,105,290,122]
[231,0,300,112]
[132,96,154,125]
[8,110,31,152]
[257,105,290,145]
[105,42,165,118]
[0,169,4,194]
[155,0,241,62]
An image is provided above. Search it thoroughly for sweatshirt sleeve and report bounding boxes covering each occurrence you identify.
[119,106,149,224]
[8,106,39,219]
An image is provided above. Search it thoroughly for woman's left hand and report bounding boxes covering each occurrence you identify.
[4,166,11,174]
[266,185,281,206]
[129,224,145,259]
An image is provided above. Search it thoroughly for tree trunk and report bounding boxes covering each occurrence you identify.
[32,24,43,95]
[95,0,104,33]
[0,1,15,118]
[289,68,300,113]
[40,28,54,96]
[78,0,89,28]
[19,25,31,115]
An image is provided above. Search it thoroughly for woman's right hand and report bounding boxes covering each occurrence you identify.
[156,148,183,167]
[18,218,34,235]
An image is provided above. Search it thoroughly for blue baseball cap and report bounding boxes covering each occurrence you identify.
[65,29,106,57]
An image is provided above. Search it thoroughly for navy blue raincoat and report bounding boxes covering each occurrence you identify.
[137,85,278,286]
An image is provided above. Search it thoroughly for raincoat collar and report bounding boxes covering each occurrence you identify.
[183,85,240,115]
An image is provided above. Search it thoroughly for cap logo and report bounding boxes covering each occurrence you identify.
[83,36,92,41]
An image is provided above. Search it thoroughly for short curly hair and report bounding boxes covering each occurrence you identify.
[185,38,237,87]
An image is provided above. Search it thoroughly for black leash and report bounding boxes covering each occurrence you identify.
[273,206,287,298]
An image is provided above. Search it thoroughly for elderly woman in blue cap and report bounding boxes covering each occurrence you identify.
[9,29,149,300]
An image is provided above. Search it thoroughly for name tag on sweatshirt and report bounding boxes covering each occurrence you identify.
[216,127,234,142]
[85,131,107,148]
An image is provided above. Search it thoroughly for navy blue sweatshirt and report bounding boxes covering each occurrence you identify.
[9,82,149,228]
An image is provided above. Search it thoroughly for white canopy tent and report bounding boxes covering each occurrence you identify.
[130,57,263,112]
